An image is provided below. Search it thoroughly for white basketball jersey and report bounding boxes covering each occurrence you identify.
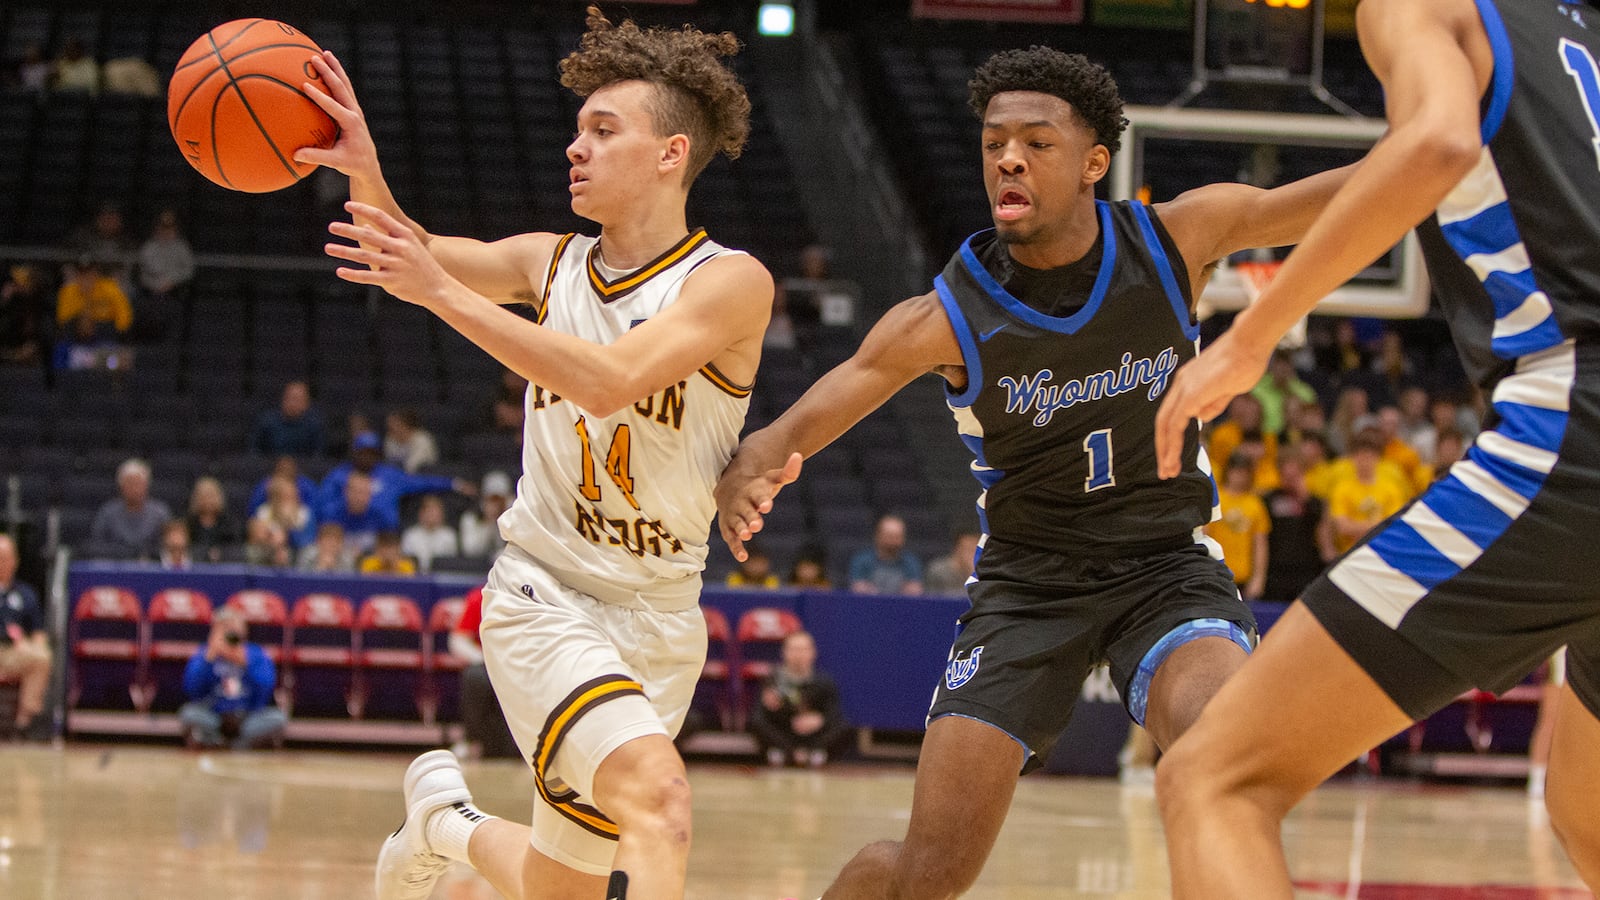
[497,228,751,611]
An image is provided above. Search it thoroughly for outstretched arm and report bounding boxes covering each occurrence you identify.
[325,203,771,417]
[715,294,963,560]
[296,51,556,302]
[1155,0,1491,477]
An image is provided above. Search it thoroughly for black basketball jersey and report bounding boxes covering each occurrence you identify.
[1416,0,1600,387]
[935,200,1216,556]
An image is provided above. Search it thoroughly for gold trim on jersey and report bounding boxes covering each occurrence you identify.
[698,361,753,398]
[536,233,577,325]
[530,673,645,839]
[585,228,710,304]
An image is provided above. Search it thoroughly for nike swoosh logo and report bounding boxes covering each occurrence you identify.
[979,324,1007,341]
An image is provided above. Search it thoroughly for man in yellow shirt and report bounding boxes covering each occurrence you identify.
[55,262,132,337]
[1206,455,1271,601]
[1328,430,1409,554]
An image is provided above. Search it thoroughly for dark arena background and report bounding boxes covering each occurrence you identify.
[0,1,1587,897]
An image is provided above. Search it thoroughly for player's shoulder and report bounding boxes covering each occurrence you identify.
[682,250,774,302]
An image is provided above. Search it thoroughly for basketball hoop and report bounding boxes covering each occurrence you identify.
[1231,259,1307,349]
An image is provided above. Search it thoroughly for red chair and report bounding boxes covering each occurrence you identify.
[426,596,468,727]
[285,593,357,718]
[735,607,803,729]
[224,590,289,664]
[143,588,214,712]
[699,606,736,730]
[69,586,145,711]
[351,594,427,721]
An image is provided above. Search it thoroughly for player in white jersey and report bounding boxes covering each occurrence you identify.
[296,8,775,900]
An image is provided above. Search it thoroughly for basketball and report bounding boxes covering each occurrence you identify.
[167,19,339,193]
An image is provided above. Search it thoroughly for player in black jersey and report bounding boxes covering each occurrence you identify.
[1155,0,1600,893]
[716,47,1354,898]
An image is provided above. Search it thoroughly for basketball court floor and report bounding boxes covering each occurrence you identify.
[0,744,1589,899]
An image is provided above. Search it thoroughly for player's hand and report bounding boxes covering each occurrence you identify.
[294,51,378,181]
[1154,328,1273,479]
[326,201,459,307]
[714,451,803,562]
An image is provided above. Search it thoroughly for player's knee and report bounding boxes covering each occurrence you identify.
[891,840,985,899]
[1545,779,1600,859]
[608,768,693,847]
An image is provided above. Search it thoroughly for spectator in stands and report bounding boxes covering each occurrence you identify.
[1250,350,1317,440]
[1397,385,1438,466]
[1232,428,1281,494]
[1328,429,1409,555]
[250,381,325,458]
[1205,394,1271,479]
[0,263,48,364]
[52,37,99,94]
[787,548,831,590]
[1296,432,1339,501]
[317,432,466,538]
[400,494,457,573]
[185,476,241,563]
[358,530,417,576]
[101,56,160,97]
[318,470,392,556]
[297,522,355,573]
[848,514,923,595]
[724,541,779,589]
[1432,429,1466,481]
[90,458,171,559]
[1206,454,1270,601]
[762,282,797,351]
[157,519,193,570]
[134,208,194,343]
[1430,393,1481,445]
[487,367,527,434]
[179,608,286,750]
[449,586,517,759]
[923,531,981,596]
[459,471,512,560]
[253,473,316,550]
[0,534,51,741]
[1261,455,1335,606]
[242,518,292,568]
[68,204,135,292]
[383,408,439,473]
[248,455,319,515]
[55,261,132,340]
[750,631,846,768]
[1368,329,1414,407]
[13,43,50,94]
[1284,394,1327,446]
[1327,385,1371,455]
[1375,405,1428,493]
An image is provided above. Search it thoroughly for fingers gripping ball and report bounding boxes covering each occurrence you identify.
[168,19,339,193]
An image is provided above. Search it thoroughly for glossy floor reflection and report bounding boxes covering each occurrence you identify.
[0,745,1589,899]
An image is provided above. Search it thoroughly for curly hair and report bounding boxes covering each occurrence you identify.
[968,47,1127,156]
[559,6,751,183]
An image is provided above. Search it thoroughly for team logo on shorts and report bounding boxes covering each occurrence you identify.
[945,646,984,690]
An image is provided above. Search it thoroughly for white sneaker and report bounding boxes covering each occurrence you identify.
[375,749,474,900]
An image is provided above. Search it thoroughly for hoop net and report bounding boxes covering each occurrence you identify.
[1231,260,1307,349]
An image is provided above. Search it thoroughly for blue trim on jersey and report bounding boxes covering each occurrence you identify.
[1439,202,1518,263]
[1421,475,1514,549]
[1465,444,1547,501]
[1367,521,1463,591]
[956,201,1117,335]
[1128,201,1200,341]
[1492,399,1568,454]
[1482,268,1541,318]
[1127,618,1252,725]
[934,274,984,408]
[927,713,1033,764]
[1474,0,1515,144]
[1495,316,1567,359]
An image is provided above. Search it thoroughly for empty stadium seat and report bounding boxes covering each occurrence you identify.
[285,593,357,718]
[351,594,427,721]
[142,588,214,712]
[69,586,145,712]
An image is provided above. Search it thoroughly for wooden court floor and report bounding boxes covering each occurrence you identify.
[0,744,1590,899]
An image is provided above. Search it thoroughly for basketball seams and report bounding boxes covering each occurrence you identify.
[172,18,267,73]
[204,30,303,187]
[169,41,323,135]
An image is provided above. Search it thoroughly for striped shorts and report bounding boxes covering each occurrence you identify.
[480,544,707,875]
[1303,339,1600,721]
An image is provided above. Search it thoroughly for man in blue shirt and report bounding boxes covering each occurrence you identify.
[848,514,924,595]
[317,433,468,551]
[179,607,286,750]
[0,534,51,740]
[250,380,326,458]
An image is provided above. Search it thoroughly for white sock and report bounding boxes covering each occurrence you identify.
[426,800,496,864]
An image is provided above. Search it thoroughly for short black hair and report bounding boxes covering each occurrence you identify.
[969,46,1127,156]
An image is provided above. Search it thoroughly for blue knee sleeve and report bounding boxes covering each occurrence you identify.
[1126,618,1252,726]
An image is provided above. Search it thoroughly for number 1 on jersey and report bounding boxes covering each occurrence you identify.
[1561,38,1600,171]
[1083,428,1115,492]
[574,417,640,510]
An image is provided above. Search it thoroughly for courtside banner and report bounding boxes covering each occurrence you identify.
[911,0,1085,24]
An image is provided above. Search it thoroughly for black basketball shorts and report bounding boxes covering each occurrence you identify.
[1302,340,1600,722]
[926,536,1255,772]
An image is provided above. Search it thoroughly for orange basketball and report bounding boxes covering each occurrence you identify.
[167,19,339,193]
